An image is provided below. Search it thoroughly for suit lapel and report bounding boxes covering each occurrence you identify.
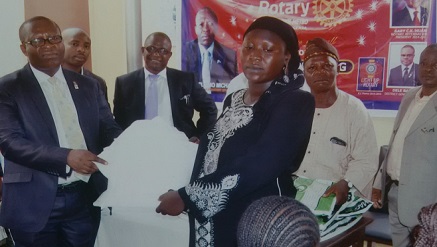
[408,91,437,135]
[166,68,179,121]
[193,42,201,81]
[394,88,417,131]
[21,65,58,142]
[137,69,146,118]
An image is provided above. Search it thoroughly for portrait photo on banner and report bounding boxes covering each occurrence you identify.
[387,42,427,88]
[391,0,431,27]
[181,0,436,109]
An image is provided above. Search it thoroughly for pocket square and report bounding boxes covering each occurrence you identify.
[180,94,190,104]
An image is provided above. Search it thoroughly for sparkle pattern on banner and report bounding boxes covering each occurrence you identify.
[182,0,436,110]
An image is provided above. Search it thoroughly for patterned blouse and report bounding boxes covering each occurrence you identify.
[178,73,315,247]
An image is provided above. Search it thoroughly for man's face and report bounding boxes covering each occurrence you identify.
[418,47,437,90]
[405,0,423,9]
[195,10,217,48]
[304,55,338,94]
[142,34,172,74]
[20,19,64,75]
[400,47,415,66]
[63,31,91,69]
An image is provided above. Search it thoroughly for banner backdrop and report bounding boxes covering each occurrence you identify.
[181,0,436,110]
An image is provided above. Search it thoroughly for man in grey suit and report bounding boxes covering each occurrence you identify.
[114,32,217,143]
[373,43,437,247]
[182,7,237,102]
[0,16,122,246]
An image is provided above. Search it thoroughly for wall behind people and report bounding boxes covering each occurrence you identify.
[0,0,396,147]
[89,0,128,106]
[24,0,92,69]
[0,1,26,77]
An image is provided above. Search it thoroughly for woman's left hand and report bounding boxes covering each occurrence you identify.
[156,190,185,216]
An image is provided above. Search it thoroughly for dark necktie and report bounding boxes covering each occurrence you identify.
[403,67,409,83]
[413,11,420,26]
[145,74,159,119]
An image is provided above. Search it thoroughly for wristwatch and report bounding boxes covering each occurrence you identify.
[343,178,353,189]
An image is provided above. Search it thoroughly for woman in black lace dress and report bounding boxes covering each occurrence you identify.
[156,16,315,247]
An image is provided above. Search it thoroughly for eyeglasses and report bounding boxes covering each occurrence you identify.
[22,35,63,48]
[145,46,170,55]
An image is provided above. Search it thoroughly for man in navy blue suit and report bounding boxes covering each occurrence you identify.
[0,16,122,247]
[182,7,238,102]
[392,0,428,26]
[114,32,217,144]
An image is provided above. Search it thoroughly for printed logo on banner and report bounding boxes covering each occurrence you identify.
[181,0,436,109]
[312,0,354,27]
[338,60,354,74]
[357,58,385,92]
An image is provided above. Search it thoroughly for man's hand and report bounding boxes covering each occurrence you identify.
[67,149,107,175]
[188,136,200,144]
[156,190,185,216]
[323,179,349,205]
[371,188,382,209]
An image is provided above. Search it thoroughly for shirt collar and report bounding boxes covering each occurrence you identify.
[416,87,437,101]
[199,42,214,57]
[30,64,65,83]
[144,67,167,79]
[406,5,420,17]
[402,64,412,71]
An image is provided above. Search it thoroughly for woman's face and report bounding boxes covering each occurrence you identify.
[241,29,290,85]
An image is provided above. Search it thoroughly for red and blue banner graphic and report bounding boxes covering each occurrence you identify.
[181,0,436,109]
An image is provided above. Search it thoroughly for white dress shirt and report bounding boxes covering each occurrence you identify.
[31,65,86,184]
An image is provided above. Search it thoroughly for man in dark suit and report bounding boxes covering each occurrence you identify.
[62,27,109,101]
[114,32,217,143]
[387,45,421,87]
[0,16,122,246]
[392,0,428,26]
[182,7,238,102]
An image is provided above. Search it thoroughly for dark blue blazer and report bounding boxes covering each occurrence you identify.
[113,67,217,138]
[0,64,122,232]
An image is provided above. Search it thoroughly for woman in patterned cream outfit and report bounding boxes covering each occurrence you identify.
[156,16,315,247]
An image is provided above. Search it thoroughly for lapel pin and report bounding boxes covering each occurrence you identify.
[73,81,79,89]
